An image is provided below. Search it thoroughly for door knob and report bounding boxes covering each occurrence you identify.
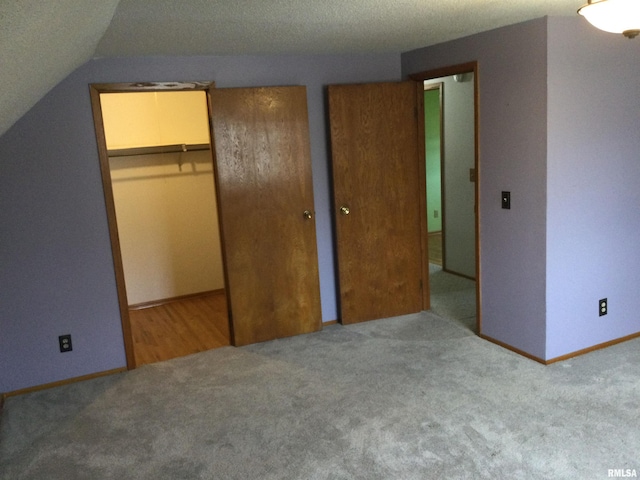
[303,210,313,219]
[340,206,350,215]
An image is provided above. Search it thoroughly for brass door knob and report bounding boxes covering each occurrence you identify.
[340,206,350,215]
[303,210,313,219]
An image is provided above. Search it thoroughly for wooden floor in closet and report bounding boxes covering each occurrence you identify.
[129,291,231,367]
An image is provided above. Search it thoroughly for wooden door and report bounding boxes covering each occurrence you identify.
[208,86,322,346]
[328,82,424,324]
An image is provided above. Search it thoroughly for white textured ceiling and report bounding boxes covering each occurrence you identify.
[96,0,580,56]
[1,0,584,137]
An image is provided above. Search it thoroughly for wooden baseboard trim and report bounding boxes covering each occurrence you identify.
[545,330,640,365]
[478,333,546,365]
[2,367,127,399]
[129,289,225,311]
[480,330,640,365]
[323,320,339,326]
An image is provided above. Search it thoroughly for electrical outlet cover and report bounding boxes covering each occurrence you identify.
[599,298,607,316]
[59,334,72,352]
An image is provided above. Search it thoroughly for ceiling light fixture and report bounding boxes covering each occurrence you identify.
[578,0,640,38]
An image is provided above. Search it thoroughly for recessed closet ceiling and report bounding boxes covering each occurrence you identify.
[1,0,580,137]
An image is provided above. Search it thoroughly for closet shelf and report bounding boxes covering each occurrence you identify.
[108,143,210,158]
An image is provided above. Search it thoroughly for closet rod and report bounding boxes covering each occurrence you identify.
[108,143,210,158]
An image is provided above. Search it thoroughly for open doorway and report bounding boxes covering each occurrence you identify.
[91,83,323,366]
[91,84,230,367]
[412,64,480,334]
[424,83,444,267]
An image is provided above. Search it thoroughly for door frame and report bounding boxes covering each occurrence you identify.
[89,81,221,369]
[409,62,482,333]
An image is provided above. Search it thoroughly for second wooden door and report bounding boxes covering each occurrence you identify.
[328,82,424,324]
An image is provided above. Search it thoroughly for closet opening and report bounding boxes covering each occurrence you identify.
[90,82,230,368]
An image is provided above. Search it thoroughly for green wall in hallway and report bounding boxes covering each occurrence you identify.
[425,88,441,233]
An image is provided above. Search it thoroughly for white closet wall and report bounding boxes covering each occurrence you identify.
[101,91,224,305]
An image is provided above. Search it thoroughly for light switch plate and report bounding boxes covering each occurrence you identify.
[502,191,511,209]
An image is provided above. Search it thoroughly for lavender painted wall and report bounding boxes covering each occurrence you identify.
[402,19,549,359]
[0,53,401,393]
[546,18,640,359]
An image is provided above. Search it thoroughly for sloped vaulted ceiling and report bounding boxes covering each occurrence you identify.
[0,0,119,137]
[1,0,581,137]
